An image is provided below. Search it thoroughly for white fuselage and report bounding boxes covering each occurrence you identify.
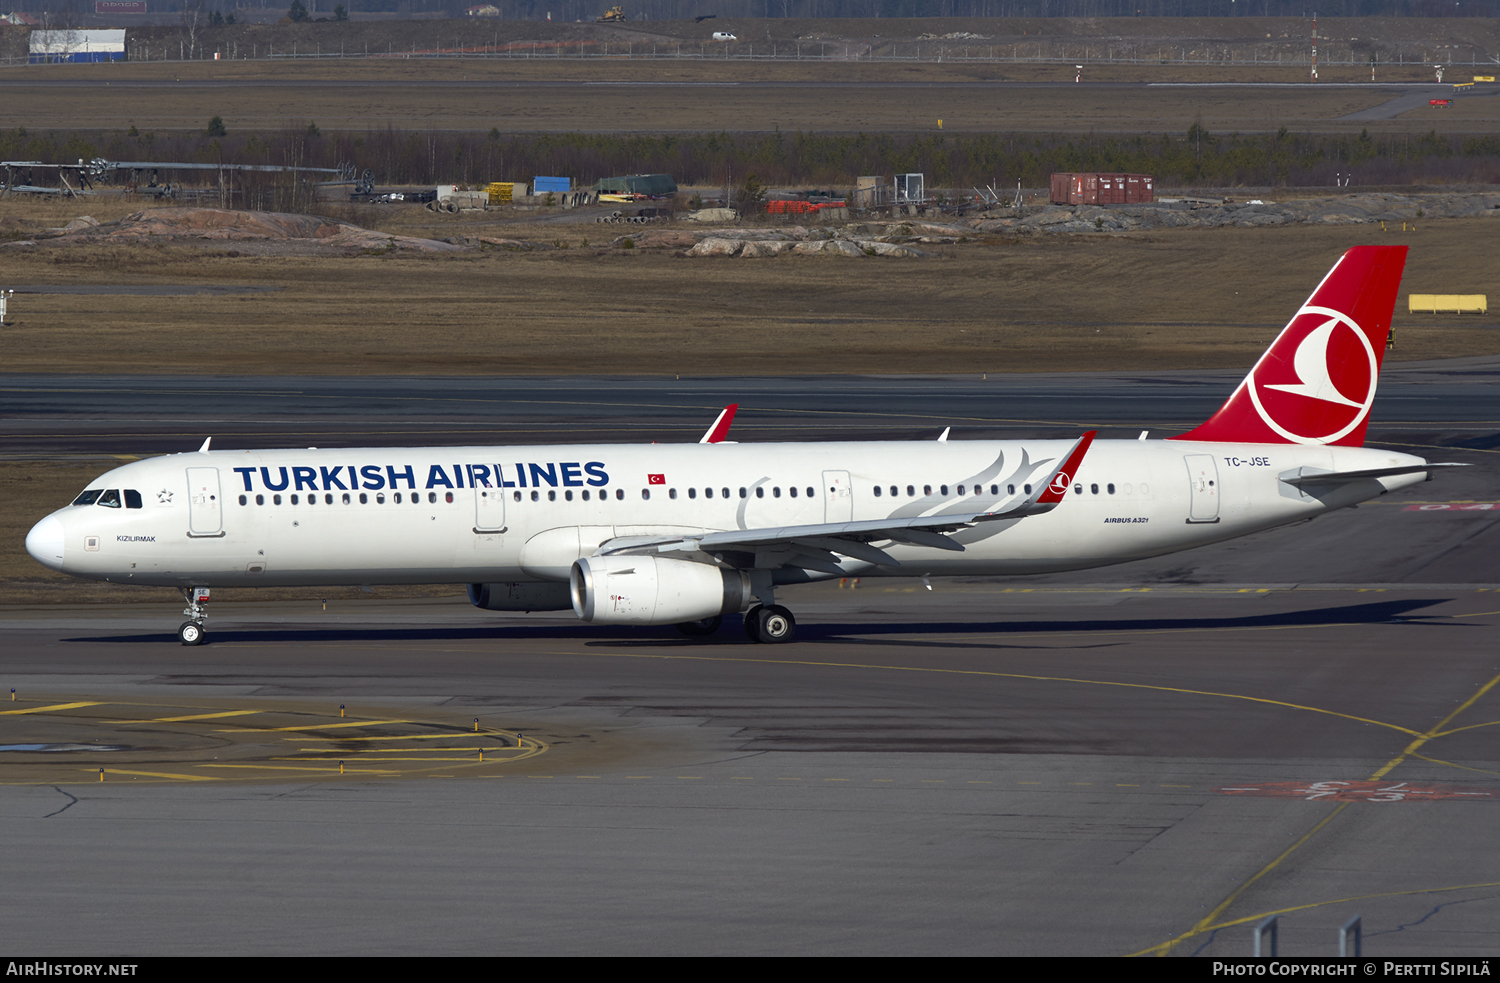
[28,438,1427,590]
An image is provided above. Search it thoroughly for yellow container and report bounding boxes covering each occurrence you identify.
[486,182,514,204]
[1408,294,1487,314]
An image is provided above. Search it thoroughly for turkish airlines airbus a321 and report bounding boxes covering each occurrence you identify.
[26,245,1456,645]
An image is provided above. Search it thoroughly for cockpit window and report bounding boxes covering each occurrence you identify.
[96,489,122,508]
[72,490,103,506]
[124,489,143,509]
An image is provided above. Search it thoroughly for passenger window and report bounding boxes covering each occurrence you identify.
[446,492,454,503]
[1024,484,1032,495]
[581,490,590,501]
[756,487,764,498]
[616,489,625,500]
[394,493,403,504]
[722,488,729,499]
[324,493,333,505]
[291,494,301,506]
[564,490,572,502]
[940,485,949,496]
[273,494,282,505]
[256,494,265,506]
[97,489,122,508]
[1007,484,1015,495]
[358,493,366,504]
[990,484,999,495]
[956,485,964,496]
[923,485,932,496]
[906,485,914,497]
[642,489,650,500]
[377,493,386,504]
[546,490,556,502]
[510,491,519,502]
[739,488,747,498]
[1107,484,1116,495]
[344,493,352,505]
[772,487,781,498]
[238,494,247,506]
[72,490,102,506]
[806,487,814,498]
[1091,484,1099,495]
[1073,484,1082,495]
[688,488,697,499]
[669,488,677,500]
[788,487,797,498]
[125,490,143,509]
[429,492,438,504]
[873,486,882,497]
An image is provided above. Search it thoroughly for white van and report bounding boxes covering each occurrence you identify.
[712,32,736,41]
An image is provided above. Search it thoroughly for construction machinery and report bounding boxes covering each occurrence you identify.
[596,5,626,22]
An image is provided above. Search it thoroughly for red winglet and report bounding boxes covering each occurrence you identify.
[700,404,739,444]
[1035,431,1097,505]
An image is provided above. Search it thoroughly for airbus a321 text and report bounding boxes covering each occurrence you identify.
[26,246,1458,645]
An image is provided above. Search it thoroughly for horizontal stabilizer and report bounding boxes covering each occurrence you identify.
[1279,463,1467,487]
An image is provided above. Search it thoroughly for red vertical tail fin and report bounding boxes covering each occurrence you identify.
[1171,245,1407,447]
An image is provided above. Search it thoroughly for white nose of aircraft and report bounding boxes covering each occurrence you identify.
[26,514,65,571]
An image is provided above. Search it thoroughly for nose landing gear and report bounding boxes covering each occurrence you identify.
[178,586,209,646]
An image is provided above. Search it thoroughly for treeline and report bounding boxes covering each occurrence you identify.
[19,1,1500,20]
[323,0,1499,17]
[4,126,1498,192]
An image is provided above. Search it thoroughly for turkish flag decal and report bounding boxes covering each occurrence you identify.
[647,474,666,485]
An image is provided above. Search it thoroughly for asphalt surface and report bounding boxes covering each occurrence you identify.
[3,358,1499,456]
[2,366,1497,956]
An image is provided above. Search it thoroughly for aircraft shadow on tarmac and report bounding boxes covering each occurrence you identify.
[63,597,1456,647]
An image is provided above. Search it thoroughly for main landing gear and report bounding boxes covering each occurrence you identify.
[672,605,797,643]
[744,604,796,644]
[178,586,209,646]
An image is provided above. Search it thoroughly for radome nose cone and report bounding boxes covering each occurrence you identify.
[26,514,65,571]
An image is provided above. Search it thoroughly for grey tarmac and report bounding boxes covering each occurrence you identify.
[2,366,1497,956]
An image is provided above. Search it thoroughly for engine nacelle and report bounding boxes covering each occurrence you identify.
[468,581,574,612]
[571,555,751,626]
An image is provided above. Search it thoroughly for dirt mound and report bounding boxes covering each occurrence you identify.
[69,207,460,253]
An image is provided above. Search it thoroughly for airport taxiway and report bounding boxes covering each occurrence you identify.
[2,368,1497,955]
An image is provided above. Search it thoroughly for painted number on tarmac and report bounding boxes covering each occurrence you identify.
[1216,781,1499,802]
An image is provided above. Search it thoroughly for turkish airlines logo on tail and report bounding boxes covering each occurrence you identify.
[1049,473,1071,495]
[1247,305,1378,445]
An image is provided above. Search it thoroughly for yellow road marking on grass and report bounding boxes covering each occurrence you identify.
[2,702,104,715]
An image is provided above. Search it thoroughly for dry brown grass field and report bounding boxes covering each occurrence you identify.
[1,201,1495,378]
[0,56,1487,133]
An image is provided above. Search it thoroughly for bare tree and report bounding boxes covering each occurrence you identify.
[181,0,205,60]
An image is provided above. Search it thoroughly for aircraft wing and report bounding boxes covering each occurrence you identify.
[599,432,1096,571]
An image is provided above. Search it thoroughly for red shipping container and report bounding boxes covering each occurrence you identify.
[1051,172,1154,205]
